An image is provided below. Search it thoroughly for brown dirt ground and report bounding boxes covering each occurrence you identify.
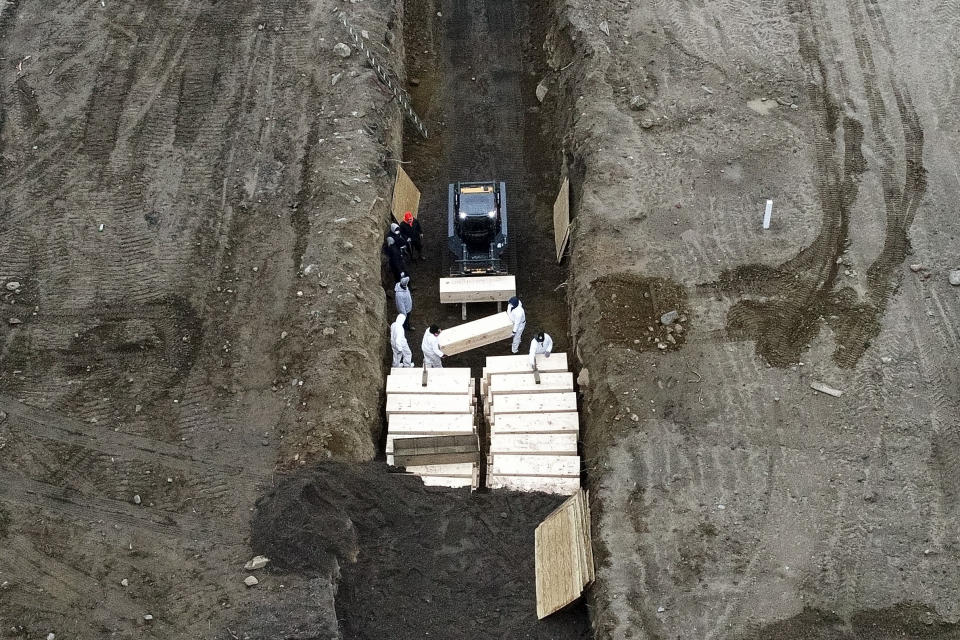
[249,462,590,640]
[536,0,960,637]
[0,0,404,635]
[4,0,960,637]
[0,0,590,637]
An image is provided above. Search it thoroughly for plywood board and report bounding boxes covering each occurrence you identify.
[387,413,475,433]
[386,394,472,415]
[535,489,593,618]
[490,454,580,476]
[387,375,473,395]
[489,412,580,434]
[553,177,570,262]
[490,433,578,454]
[491,392,577,415]
[437,312,514,356]
[488,475,580,494]
[391,165,421,223]
[489,372,574,395]
[439,276,517,304]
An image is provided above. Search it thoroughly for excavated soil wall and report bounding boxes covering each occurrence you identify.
[0,0,403,636]
[537,0,960,638]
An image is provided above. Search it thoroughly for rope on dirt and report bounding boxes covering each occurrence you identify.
[336,12,429,139]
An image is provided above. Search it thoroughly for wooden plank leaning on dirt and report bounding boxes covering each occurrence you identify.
[535,489,594,619]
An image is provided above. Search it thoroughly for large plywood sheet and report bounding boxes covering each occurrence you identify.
[490,412,580,434]
[535,490,593,618]
[437,312,514,356]
[491,392,577,415]
[386,394,472,414]
[387,413,476,434]
[489,372,574,395]
[553,177,570,262]
[391,165,421,223]
[439,275,517,304]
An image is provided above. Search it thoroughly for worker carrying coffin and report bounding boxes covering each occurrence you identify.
[422,325,446,368]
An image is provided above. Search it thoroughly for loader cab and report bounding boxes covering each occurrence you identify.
[446,180,509,276]
[453,183,502,248]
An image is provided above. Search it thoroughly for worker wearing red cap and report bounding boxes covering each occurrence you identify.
[399,210,424,261]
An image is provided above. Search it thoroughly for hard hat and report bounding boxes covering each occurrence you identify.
[508,296,519,308]
[404,211,413,223]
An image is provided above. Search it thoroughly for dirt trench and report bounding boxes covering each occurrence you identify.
[259,0,593,637]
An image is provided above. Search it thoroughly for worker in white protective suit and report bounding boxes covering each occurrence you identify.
[391,314,414,367]
[528,331,553,368]
[394,276,413,331]
[507,296,525,354]
[421,324,445,368]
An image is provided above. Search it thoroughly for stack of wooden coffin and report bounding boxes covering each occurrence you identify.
[481,353,580,494]
[385,368,480,488]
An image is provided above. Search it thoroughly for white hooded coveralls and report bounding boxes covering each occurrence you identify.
[421,328,445,368]
[391,314,413,367]
[395,280,412,316]
[507,300,526,353]
[528,332,554,367]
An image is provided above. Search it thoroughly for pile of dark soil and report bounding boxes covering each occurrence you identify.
[251,462,591,640]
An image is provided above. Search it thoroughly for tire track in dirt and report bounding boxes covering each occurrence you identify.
[0,470,220,539]
[0,536,176,635]
[0,393,249,477]
[911,279,960,518]
[707,0,925,369]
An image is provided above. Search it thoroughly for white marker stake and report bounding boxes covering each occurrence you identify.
[762,199,773,229]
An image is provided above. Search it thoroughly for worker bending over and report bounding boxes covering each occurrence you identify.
[507,296,526,354]
[421,325,445,368]
[391,314,414,367]
[528,331,553,368]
